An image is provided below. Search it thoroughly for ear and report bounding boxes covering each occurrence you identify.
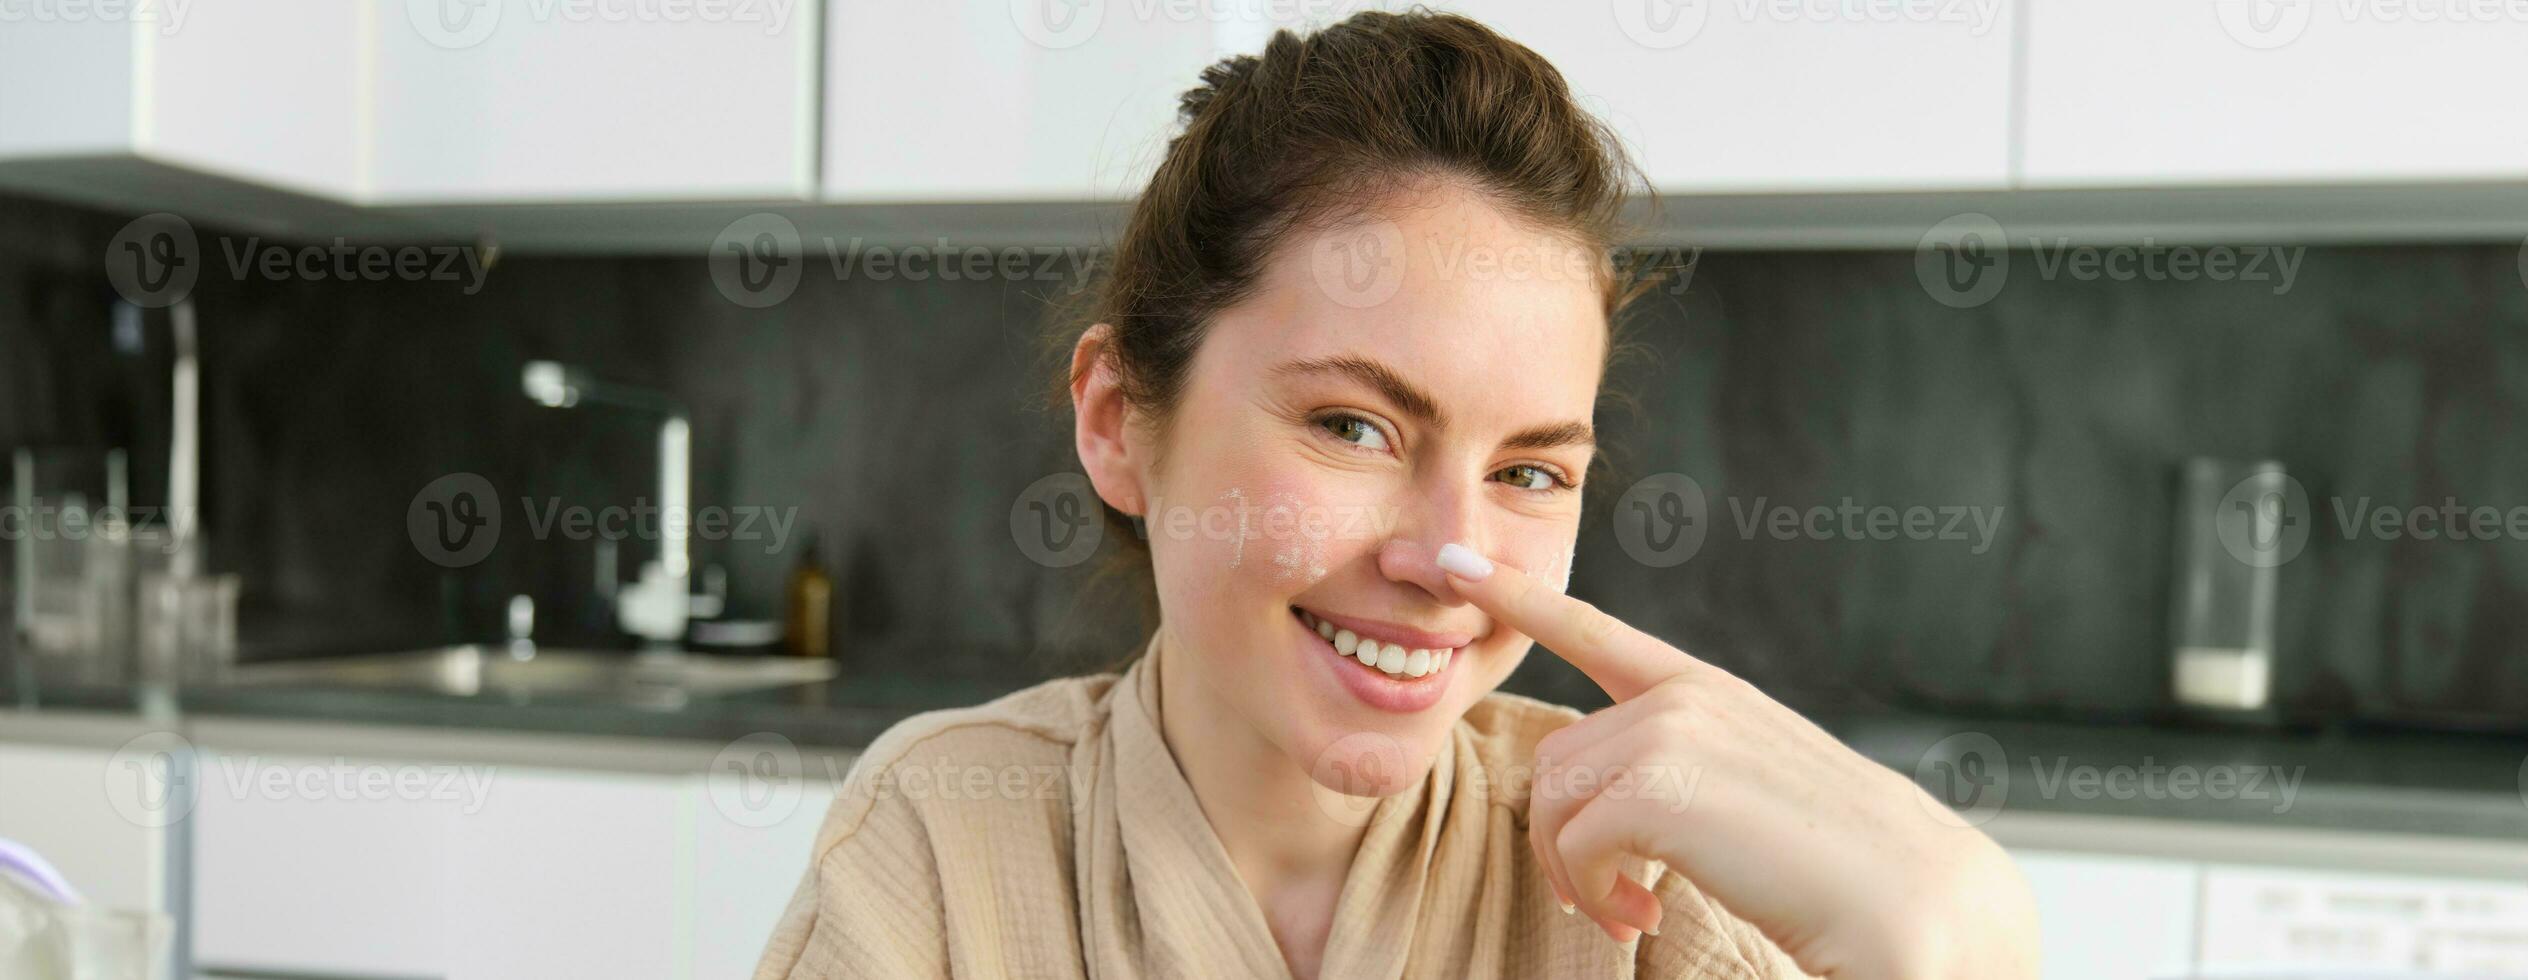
[1070,324,1146,517]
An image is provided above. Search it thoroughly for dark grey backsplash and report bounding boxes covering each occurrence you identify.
[5,193,2524,727]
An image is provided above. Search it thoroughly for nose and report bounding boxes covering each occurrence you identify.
[1375,475,1484,605]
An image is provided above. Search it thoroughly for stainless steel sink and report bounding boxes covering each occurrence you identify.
[224,645,837,707]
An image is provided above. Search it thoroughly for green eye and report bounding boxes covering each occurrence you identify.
[1496,465,1561,491]
[1319,414,1389,451]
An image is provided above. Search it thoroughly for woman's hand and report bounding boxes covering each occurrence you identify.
[1434,544,2040,979]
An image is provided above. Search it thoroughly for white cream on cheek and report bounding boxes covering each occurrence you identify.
[1264,489,1334,583]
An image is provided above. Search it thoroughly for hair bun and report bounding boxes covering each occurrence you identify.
[1178,52,1262,126]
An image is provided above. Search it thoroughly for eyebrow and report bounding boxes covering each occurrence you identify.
[1270,354,1596,454]
[1499,420,1596,454]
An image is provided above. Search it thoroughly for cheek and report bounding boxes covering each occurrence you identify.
[1145,468,1373,606]
[1494,514,1582,595]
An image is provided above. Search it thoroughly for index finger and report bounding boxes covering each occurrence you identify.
[1436,543,1702,702]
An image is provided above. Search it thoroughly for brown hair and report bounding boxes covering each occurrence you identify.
[1054,9,1651,622]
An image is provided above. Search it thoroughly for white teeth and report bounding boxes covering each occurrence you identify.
[1304,610,1461,680]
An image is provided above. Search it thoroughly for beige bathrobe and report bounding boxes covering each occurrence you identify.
[755,646,1806,979]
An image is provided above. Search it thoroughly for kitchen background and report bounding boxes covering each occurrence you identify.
[8,194,2526,725]
[6,2,2528,978]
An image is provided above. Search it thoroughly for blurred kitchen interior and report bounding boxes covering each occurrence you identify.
[3,3,2527,979]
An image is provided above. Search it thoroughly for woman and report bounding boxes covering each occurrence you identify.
[759,11,2038,979]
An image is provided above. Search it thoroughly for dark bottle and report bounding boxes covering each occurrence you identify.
[785,533,834,659]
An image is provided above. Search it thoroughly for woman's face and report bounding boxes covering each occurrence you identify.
[1129,179,1607,797]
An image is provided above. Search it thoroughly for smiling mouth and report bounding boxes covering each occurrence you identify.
[1291,606,1455,680]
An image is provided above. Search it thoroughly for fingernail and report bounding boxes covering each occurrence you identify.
[1646,923,1660,937]
[1559,902,1576,916]
[1437,543,1494,581]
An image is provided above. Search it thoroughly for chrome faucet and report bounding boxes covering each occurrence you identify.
[520,361,718,646]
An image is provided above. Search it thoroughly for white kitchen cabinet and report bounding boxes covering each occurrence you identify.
[442,768,688,980]
[184,726,848,980]
[0,0,364,198]
[1443,0,2016,193]
[0,722,180,919]
[2199,863,2528,974]
[190,751,458,978]
[2023,0,2528,187]
[370,0,823,203]
[822,0,1234,202]
[2012,849,2201,980]
[193,753,684,980]
[691,775,840,978]
[826,1,2016,202]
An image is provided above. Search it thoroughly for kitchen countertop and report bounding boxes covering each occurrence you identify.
[7,647,2525,849]
[1,647,1020,748]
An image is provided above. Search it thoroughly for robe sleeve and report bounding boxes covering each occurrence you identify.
[1634,863,1819,979]
[754,768,953,979]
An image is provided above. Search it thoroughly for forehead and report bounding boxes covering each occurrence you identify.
[1204,180,1610,415]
